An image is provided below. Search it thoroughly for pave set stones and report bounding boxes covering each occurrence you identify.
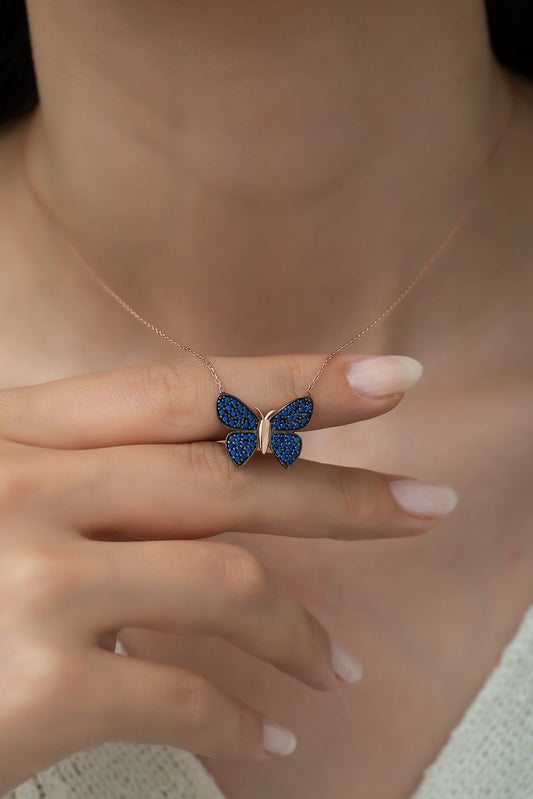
[216,391,313,469]
[216,394,259,430]
[269,396,313,431]
[225,432,257,467]
[270,433,302,467]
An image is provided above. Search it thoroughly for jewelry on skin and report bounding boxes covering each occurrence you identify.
[19,79,519,468]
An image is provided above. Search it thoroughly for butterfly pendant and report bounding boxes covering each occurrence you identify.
[216,392,314,469]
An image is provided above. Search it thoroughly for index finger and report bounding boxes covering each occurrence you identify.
[0,352,422,448]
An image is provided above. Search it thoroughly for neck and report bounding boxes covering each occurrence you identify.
[21,0,512,356]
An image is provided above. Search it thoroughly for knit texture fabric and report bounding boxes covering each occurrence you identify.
[5,743,226,799]
[6,606,533,799]
[412,605,533,799]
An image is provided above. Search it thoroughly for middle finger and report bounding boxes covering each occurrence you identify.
[45,441,457,540]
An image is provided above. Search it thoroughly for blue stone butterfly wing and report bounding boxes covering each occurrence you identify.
[216,393,260,467]
[269,396,314,432]
[225,431,259,468]
[269,432,302,469]
[216,393,260,430]
[217,393,311,468]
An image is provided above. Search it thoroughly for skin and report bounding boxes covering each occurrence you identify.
[0,0,532,797]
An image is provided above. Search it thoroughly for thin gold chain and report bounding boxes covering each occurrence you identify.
[20,78,519,396]
[307,78,519,393]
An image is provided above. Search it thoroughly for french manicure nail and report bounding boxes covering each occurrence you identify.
[389,479,459,518]
[263,719,298,756]
[346,355,423,398]
[330,639,363,683]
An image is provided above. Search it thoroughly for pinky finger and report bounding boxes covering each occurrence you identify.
[94,649,297,762]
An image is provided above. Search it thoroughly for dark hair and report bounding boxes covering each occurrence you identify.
[1,0,532,129]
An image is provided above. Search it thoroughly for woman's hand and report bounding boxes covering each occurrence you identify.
[0,352,456,793]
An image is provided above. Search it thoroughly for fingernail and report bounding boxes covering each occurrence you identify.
[330,639,363,683]
[346,355,423,398]
[263,719,298,756]
[389,479,459,518]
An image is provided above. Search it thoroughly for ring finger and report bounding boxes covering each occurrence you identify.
[80,538,349,693]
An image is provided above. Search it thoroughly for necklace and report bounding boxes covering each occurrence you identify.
[20,80,519,469]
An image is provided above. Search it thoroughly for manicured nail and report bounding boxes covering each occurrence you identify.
[263,719,298,756]
[346,355,423,398]
[389,479,459,518]
[330,639,363,683]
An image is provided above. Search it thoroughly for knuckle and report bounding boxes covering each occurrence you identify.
[0,451,41,516]
[281,606,311,661]
[332,466,363,535]
[331,467,385,537]
[36,652,103,743]
[235,702,260,758]
[265,601,318,676]
[281,355,311,401]
[2,547,105,620]
[1,645,81,722]
[179,674,214,731]
[4,551,68,613]
[181,441,247,494]
[215,543,270,609]
[134,359,203,431]
[34,650,82,707]
[177,675,260,760]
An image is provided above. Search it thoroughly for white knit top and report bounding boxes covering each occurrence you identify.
[6,606,533,799]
